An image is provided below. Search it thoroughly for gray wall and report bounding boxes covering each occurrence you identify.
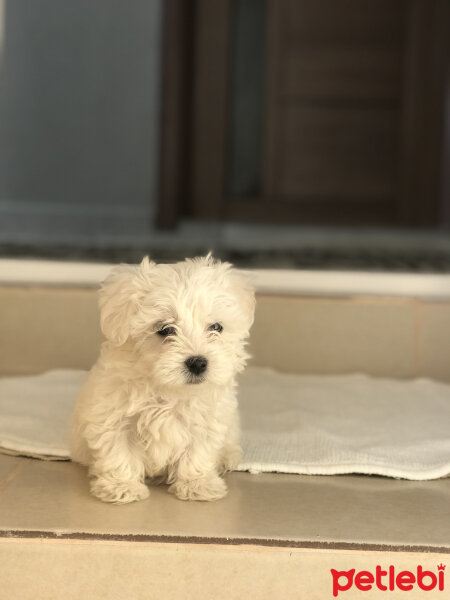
[0,0,162,242]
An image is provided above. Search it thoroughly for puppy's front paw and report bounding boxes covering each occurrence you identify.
[218,444,243,474]
[90,477,150,504]
[168,475,227,502]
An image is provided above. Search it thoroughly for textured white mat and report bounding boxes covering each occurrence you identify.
[1,368,450,480]
[0,370,85,460]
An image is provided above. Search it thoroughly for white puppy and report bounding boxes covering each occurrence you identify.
[70,255,255,503]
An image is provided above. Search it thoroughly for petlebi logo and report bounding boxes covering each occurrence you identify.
[331,564,445,596]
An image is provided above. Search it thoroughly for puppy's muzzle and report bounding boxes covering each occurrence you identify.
[185,356,208,376]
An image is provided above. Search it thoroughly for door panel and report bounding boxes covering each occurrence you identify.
[159,0,448,228]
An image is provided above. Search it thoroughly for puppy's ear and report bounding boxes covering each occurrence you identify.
[99,257,155,345]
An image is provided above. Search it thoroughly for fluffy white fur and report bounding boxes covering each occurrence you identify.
[70,255,255,503]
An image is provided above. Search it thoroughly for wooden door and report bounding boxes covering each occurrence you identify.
[158,0,449,228]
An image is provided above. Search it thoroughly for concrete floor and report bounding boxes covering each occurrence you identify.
[1,454,450,599]
[1,454,450,551]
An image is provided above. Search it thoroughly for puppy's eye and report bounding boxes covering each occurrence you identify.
[157,326,176,337]
[208,322,223,333]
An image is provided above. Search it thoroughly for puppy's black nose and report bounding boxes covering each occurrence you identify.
[185,356,208,375]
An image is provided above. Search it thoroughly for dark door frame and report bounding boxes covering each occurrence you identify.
[157,0,196,228]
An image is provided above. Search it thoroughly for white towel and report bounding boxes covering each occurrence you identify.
[0,370,85,460]
[1,368,450,480]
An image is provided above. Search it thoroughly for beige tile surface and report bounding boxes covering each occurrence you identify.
[3,287,450,380]
[416,303,450,382]
[249,296,417,377]
[0,286,101,374]
[1,538,448,600]
[1,456,449,550]
[0,455,23,489]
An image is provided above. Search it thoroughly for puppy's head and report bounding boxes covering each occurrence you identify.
[99,255,255,388]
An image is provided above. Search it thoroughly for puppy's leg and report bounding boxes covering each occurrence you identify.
[168,442,227,501]
[218,408,243,474]
[86,428,149,504]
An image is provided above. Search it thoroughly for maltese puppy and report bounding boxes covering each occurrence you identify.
[70,255,255,503]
